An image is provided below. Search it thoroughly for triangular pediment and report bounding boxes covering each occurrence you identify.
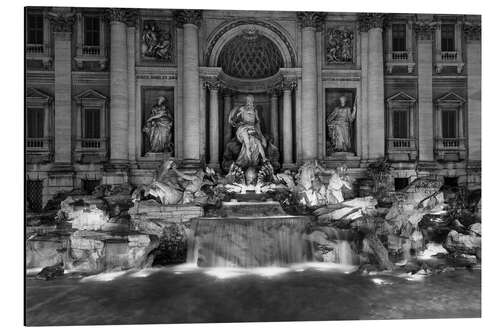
[26,88,52,102]
[386,91,416,103]
[436,91,466,104]
[74,89,108,101]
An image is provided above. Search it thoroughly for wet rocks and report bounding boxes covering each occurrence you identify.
[26,232,70,269]
[444,229,481,255]
[36,263,64,280]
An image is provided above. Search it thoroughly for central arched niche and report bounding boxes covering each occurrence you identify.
[217,31,284,79]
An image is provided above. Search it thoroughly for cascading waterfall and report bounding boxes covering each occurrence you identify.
[189,216,313,268]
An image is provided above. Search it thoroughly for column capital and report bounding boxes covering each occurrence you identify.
[280,79,297,92]
[105,8,136,24]
[48,11,75,33]
[463,22,481,41]
[204,79,221,91]
[358,13,385,32]
[174,10,203,28]
[297,12,326,30]
[413,20,438,40]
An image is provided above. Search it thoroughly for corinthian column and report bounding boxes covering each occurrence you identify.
[49,10,75,166]
[414,19,436,162]
[126,12,137,163]
[281,79,297,166]
[464,21,481,163]
[175,10,202,166]
[204,80,221,168]
[359,13,385,159]
[107,8,131,165]
[298,12,325,161]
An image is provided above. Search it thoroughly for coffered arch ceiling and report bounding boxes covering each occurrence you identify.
[217,32,284,79]
[205,20,297,70]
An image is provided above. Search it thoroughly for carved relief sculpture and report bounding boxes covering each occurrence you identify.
[142,20,174,62]
[326,28,354,64]
[143,96,174,153]
[327,95,357,153]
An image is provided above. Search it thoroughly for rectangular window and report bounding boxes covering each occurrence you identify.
[84,16,100,47]
[27,14,44,45]
[83,108,100,139]
[442,109,457,138]
[393,109,409,138]
[27,180,43,212]
[441,24,455,52]
[27,108,44,138]
[392,24,406,52]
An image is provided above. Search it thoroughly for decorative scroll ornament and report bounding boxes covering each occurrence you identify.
[105,8,129,23]
[280,79,297,91]
[174,10,203,27]
[357,13,385,32]
[142,20,175,62]
[463,22,481,41]
[48,11,75,32]
[325,28,354,64]
[413,20,437,40]
[297,12,327,29]
[203,79,222,91]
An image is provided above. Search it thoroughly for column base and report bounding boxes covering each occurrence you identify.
[182,159,202,169]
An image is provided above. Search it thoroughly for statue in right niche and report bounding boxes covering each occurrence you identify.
[327,95,357,153]
[143,96,173,153]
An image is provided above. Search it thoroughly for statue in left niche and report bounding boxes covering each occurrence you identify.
[142,21,174,62]
[143,96,173,153]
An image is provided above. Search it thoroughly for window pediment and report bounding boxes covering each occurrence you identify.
[26,88,52,105]
[386,92,416,106]
[74,89,108,105]
[436,92,465,106]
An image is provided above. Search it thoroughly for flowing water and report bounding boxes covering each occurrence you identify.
[191,216,313,267]
[25,265,481,326]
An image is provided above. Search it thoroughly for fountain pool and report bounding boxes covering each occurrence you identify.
[25,265,480,326]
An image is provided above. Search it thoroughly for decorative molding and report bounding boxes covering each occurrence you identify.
[413,20,437,40]
[463,22,481,41]
[174,10,203,27]
[297,12,327,29]
[73,89,108,104]
[135,66,178,80]
[358,13,385,32]
[47,11,75,32]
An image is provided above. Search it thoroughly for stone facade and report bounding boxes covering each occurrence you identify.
[25,8,481,209]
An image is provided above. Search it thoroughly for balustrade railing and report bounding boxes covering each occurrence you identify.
[26,137,51,151]
[387,138,416,150]
[441,51,458,61]
[390,51,409,61]
[26,44,44,54]
[435,138,466,149]
[82,45,101,56]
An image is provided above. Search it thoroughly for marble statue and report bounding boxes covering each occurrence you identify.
[228,94,268,169]
[143,96,173,153]
[327,95,357,152]
[132,158,212,206]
